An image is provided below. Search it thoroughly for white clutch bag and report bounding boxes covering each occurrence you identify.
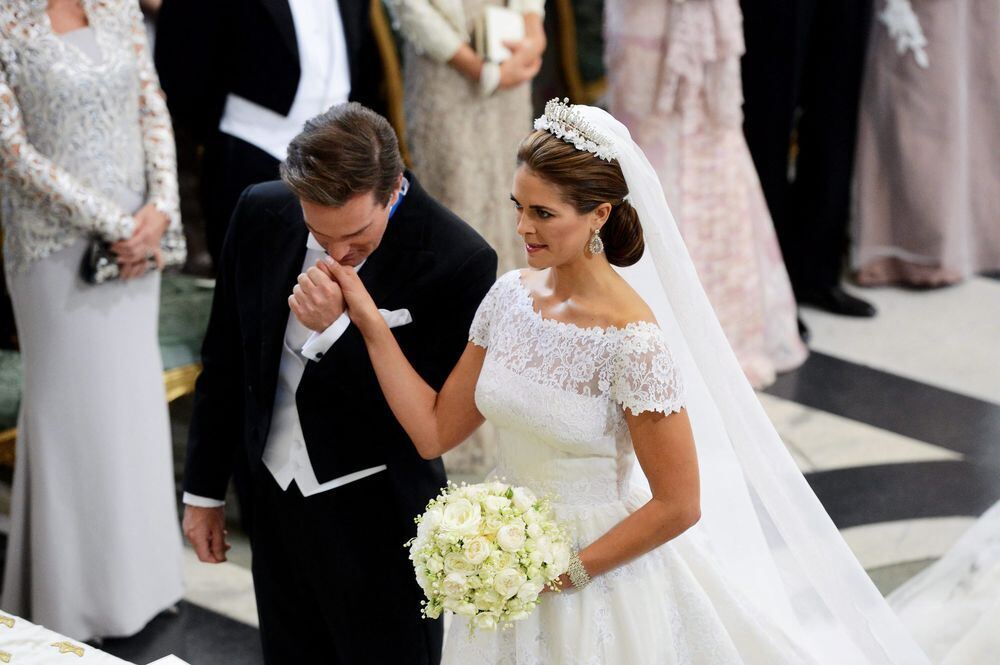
[473,6,525,63]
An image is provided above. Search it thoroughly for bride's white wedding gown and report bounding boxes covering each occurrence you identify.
[889,500,1000,664]
[442,270,812,664]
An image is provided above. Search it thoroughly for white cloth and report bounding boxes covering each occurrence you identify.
[218,0,351,160]
[0,612,132,663]
[183,235,411,508]
[2,239,184,641]
[889,501,1000,664]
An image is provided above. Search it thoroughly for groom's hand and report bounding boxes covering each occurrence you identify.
[183,505,230,563]
[289,261,346,332]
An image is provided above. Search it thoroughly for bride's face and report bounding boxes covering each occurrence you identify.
[511,166,602,269]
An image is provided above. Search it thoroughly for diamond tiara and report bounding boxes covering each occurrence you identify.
[533,98,618,162]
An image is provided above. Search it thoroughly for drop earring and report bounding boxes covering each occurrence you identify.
[588,229,604,255]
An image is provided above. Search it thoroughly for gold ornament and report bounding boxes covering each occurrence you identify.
[0,650,10,663]
[51,641,85,657]
[0,616,13,629]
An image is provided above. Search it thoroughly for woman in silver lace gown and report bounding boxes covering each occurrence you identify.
[0,0,185,640]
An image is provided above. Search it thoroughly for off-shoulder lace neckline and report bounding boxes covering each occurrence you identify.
[510,270,660,337]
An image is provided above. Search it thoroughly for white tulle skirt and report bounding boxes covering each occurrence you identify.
[442,485,812,664]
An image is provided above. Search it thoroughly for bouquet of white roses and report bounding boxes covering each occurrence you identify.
[408,481,572,632]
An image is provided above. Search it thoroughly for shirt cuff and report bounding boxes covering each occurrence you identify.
[301,312,353,361]
[183,492,226,508]
[301,309,413,361]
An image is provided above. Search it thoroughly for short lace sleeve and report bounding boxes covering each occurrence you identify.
[610,324,685,416]
[469,271,518,348]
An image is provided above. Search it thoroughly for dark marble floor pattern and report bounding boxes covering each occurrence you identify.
[2,352,998,663]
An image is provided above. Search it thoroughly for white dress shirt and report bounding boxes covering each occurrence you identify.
[218,0,352,160]
[183,234,412,508]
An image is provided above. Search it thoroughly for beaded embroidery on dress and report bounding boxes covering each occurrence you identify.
[441,270,811,664]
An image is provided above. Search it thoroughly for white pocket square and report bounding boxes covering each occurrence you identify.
[380,308,412,329]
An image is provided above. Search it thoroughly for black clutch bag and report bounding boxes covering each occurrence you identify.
[80,239,157,285]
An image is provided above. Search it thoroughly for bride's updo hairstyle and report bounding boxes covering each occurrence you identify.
[516,130,644,267]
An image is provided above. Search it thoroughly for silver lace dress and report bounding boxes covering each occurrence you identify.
[0,0,184,640]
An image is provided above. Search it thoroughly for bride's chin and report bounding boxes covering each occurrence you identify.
[525,254,551,269]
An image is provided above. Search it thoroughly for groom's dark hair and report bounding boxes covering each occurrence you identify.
[280,102,404,208]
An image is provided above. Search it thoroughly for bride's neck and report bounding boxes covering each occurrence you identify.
[547,256,616,301]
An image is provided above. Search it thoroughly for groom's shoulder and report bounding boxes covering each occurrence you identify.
[403,177,493,257]
[226,180,300,239]
[237,180,298,218]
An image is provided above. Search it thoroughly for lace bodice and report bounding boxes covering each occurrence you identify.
[0,0,185,272]
[470,271,685,508]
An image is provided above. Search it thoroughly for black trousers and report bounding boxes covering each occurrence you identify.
[250,471,443,665]
[740,0,874,294]
[200,132,282,267]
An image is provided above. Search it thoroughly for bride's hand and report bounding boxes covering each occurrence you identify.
[542,574,571,594]
[319,257,383,336]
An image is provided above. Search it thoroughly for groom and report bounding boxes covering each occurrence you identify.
[181,103,497,664]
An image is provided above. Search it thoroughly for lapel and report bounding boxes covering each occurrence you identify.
[260,0,298,59]
[258,200,309,409]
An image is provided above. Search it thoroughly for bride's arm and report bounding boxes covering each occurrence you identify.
[324,259,487,460]
[562,409,701,585]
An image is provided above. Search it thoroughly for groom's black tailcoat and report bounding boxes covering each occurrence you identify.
[184,173,497,665]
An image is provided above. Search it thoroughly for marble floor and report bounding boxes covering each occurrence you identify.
[0,276,997,664]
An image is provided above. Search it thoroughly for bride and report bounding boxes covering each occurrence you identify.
[324,101,929,663]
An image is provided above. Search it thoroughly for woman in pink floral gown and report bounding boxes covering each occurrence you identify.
[605,0,806,387]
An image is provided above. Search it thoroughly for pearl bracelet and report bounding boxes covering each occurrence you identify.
[567,550,592,589]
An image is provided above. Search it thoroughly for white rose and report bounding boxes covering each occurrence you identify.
[484,495,512,513]
[487,481,508,494]
[443,597,462,612]
[473,611,499,631]
[527,564,542,580]
[534,536,554,564]
[552,543,571,574]
[455,601,478,617]
[528,550,544,566]
[442,572,468,599]
[526,523,544,539]
[497,524,527,553]
[517,580,544,601]
[522,508,541,525]
[511,487,537,512]
[464,536,492,565]
[414,566,431,592]
[441,499,482,536]
[418,507,444,540]
[474,589,502,611]
[445,552,476,574]
[483,515,505,534]
[489,550,514,570]
[494,568,528,599]
[426,555,444,574]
